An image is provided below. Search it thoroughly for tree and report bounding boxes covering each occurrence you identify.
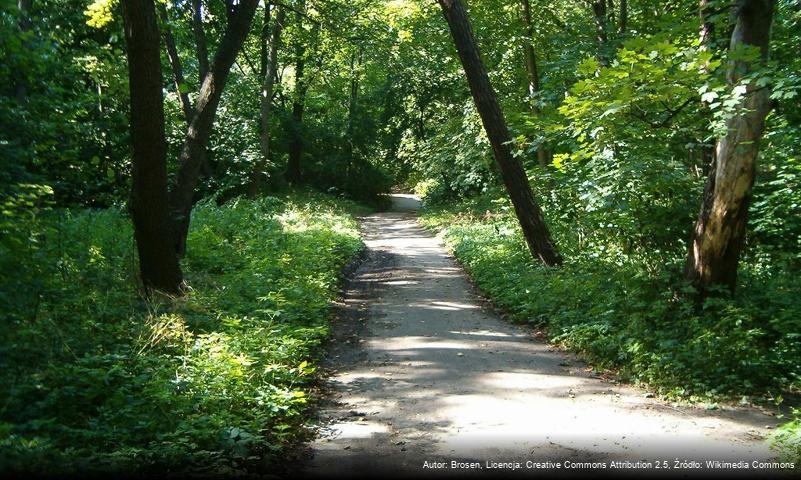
[685,0,776,295]
[120,0,183,294]
[437,0,562,267]
[519,0,550,167]
[250,3,285,195]
[168,0,259,257]
[286,0,308,184]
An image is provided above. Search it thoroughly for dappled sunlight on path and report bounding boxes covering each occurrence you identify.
[299,194,779,477]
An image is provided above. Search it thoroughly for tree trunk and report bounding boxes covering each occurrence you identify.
[121,0,183,294]
[618,0,627,34]
[285,2,307,184]
[437,0,562,267]
[159,2,213,178]
[169,0,259,257]
[591,0,608,59]
[250,4,285,196]
[158,6,194,122]
[345,47,362,181]
[685,0,775,296]
[519,0,550,168]
[192,0,210,83]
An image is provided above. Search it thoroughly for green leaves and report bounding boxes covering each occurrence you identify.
[0,193,366,475]
[421,192,801,405]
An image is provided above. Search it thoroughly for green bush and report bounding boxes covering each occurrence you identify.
[0,192,366,475]
[420,197,801,401]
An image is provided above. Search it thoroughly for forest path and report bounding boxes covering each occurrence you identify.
[298,194,780,477]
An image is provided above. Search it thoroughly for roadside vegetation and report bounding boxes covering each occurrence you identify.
[420,186,800,459]
[1,192,366,475]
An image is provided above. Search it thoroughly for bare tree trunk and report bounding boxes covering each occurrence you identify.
[160,1,213,178]
[157,6,194,122]
[169,0,259,257]
[685,0,775,296]
[192,0,210,83]
[285,1,307,184]
[519,0,550,167]
[618,0,627,34]
[250,4,285,196]
[345,46,362,181]
[121,0,183,294]
[437,0,562,267]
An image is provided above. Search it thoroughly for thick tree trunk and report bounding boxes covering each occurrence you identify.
[685,0,775,296]
[169,0,259,257]
[519,0,550,168]
[437,0,562,267]
[285,3,307,184]
[250,4,285,196]
[192,0,210,83]
[121,0,183,294]
[618,0,627,34]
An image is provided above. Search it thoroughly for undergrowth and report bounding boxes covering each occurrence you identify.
[0,191,367,476]
[419,193,801,460]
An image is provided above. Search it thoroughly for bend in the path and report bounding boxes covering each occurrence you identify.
[299,194,780,476]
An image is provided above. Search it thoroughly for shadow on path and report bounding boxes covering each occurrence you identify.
[296,194,782,478]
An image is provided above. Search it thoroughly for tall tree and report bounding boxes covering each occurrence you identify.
[250,3,285,195]
[169,0,259,256]
[685,0,776,295]
[590,0,609,61]
[157,5,194,122]
[192,0,210,83]
[120,0,183,294]
[285,0,308,184]
[519,0,550,167]
[437,0,562,266]
[345,45,363,181]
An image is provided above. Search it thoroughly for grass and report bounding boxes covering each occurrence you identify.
[0,191,369,476]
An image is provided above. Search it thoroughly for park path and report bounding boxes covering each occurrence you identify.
[298,194,780,477]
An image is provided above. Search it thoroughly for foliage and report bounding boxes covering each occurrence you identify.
[420,195,801,402]
[772,410,801,463]
[0,192,366,475]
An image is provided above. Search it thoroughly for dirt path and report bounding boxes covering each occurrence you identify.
[298,194,781,477]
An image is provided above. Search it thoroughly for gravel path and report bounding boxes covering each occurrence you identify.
[297,194,781,477]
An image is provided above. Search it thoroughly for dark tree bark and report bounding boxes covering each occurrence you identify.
[250,4,285,196]
[519,0,550,168]
[437,0,562,267]
[121,0,183,294]
[590,0,608,47]
[618,0,627,34]
[697,0,716,174]
[285,1,307,184]
[192,0,210,83]
[685,0,775,296]
[259,1,271,78]
[169,0,259,256]
[345,46,362,180]
[157,6,193,122]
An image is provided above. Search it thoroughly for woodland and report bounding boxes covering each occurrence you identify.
[0,0,799,475]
